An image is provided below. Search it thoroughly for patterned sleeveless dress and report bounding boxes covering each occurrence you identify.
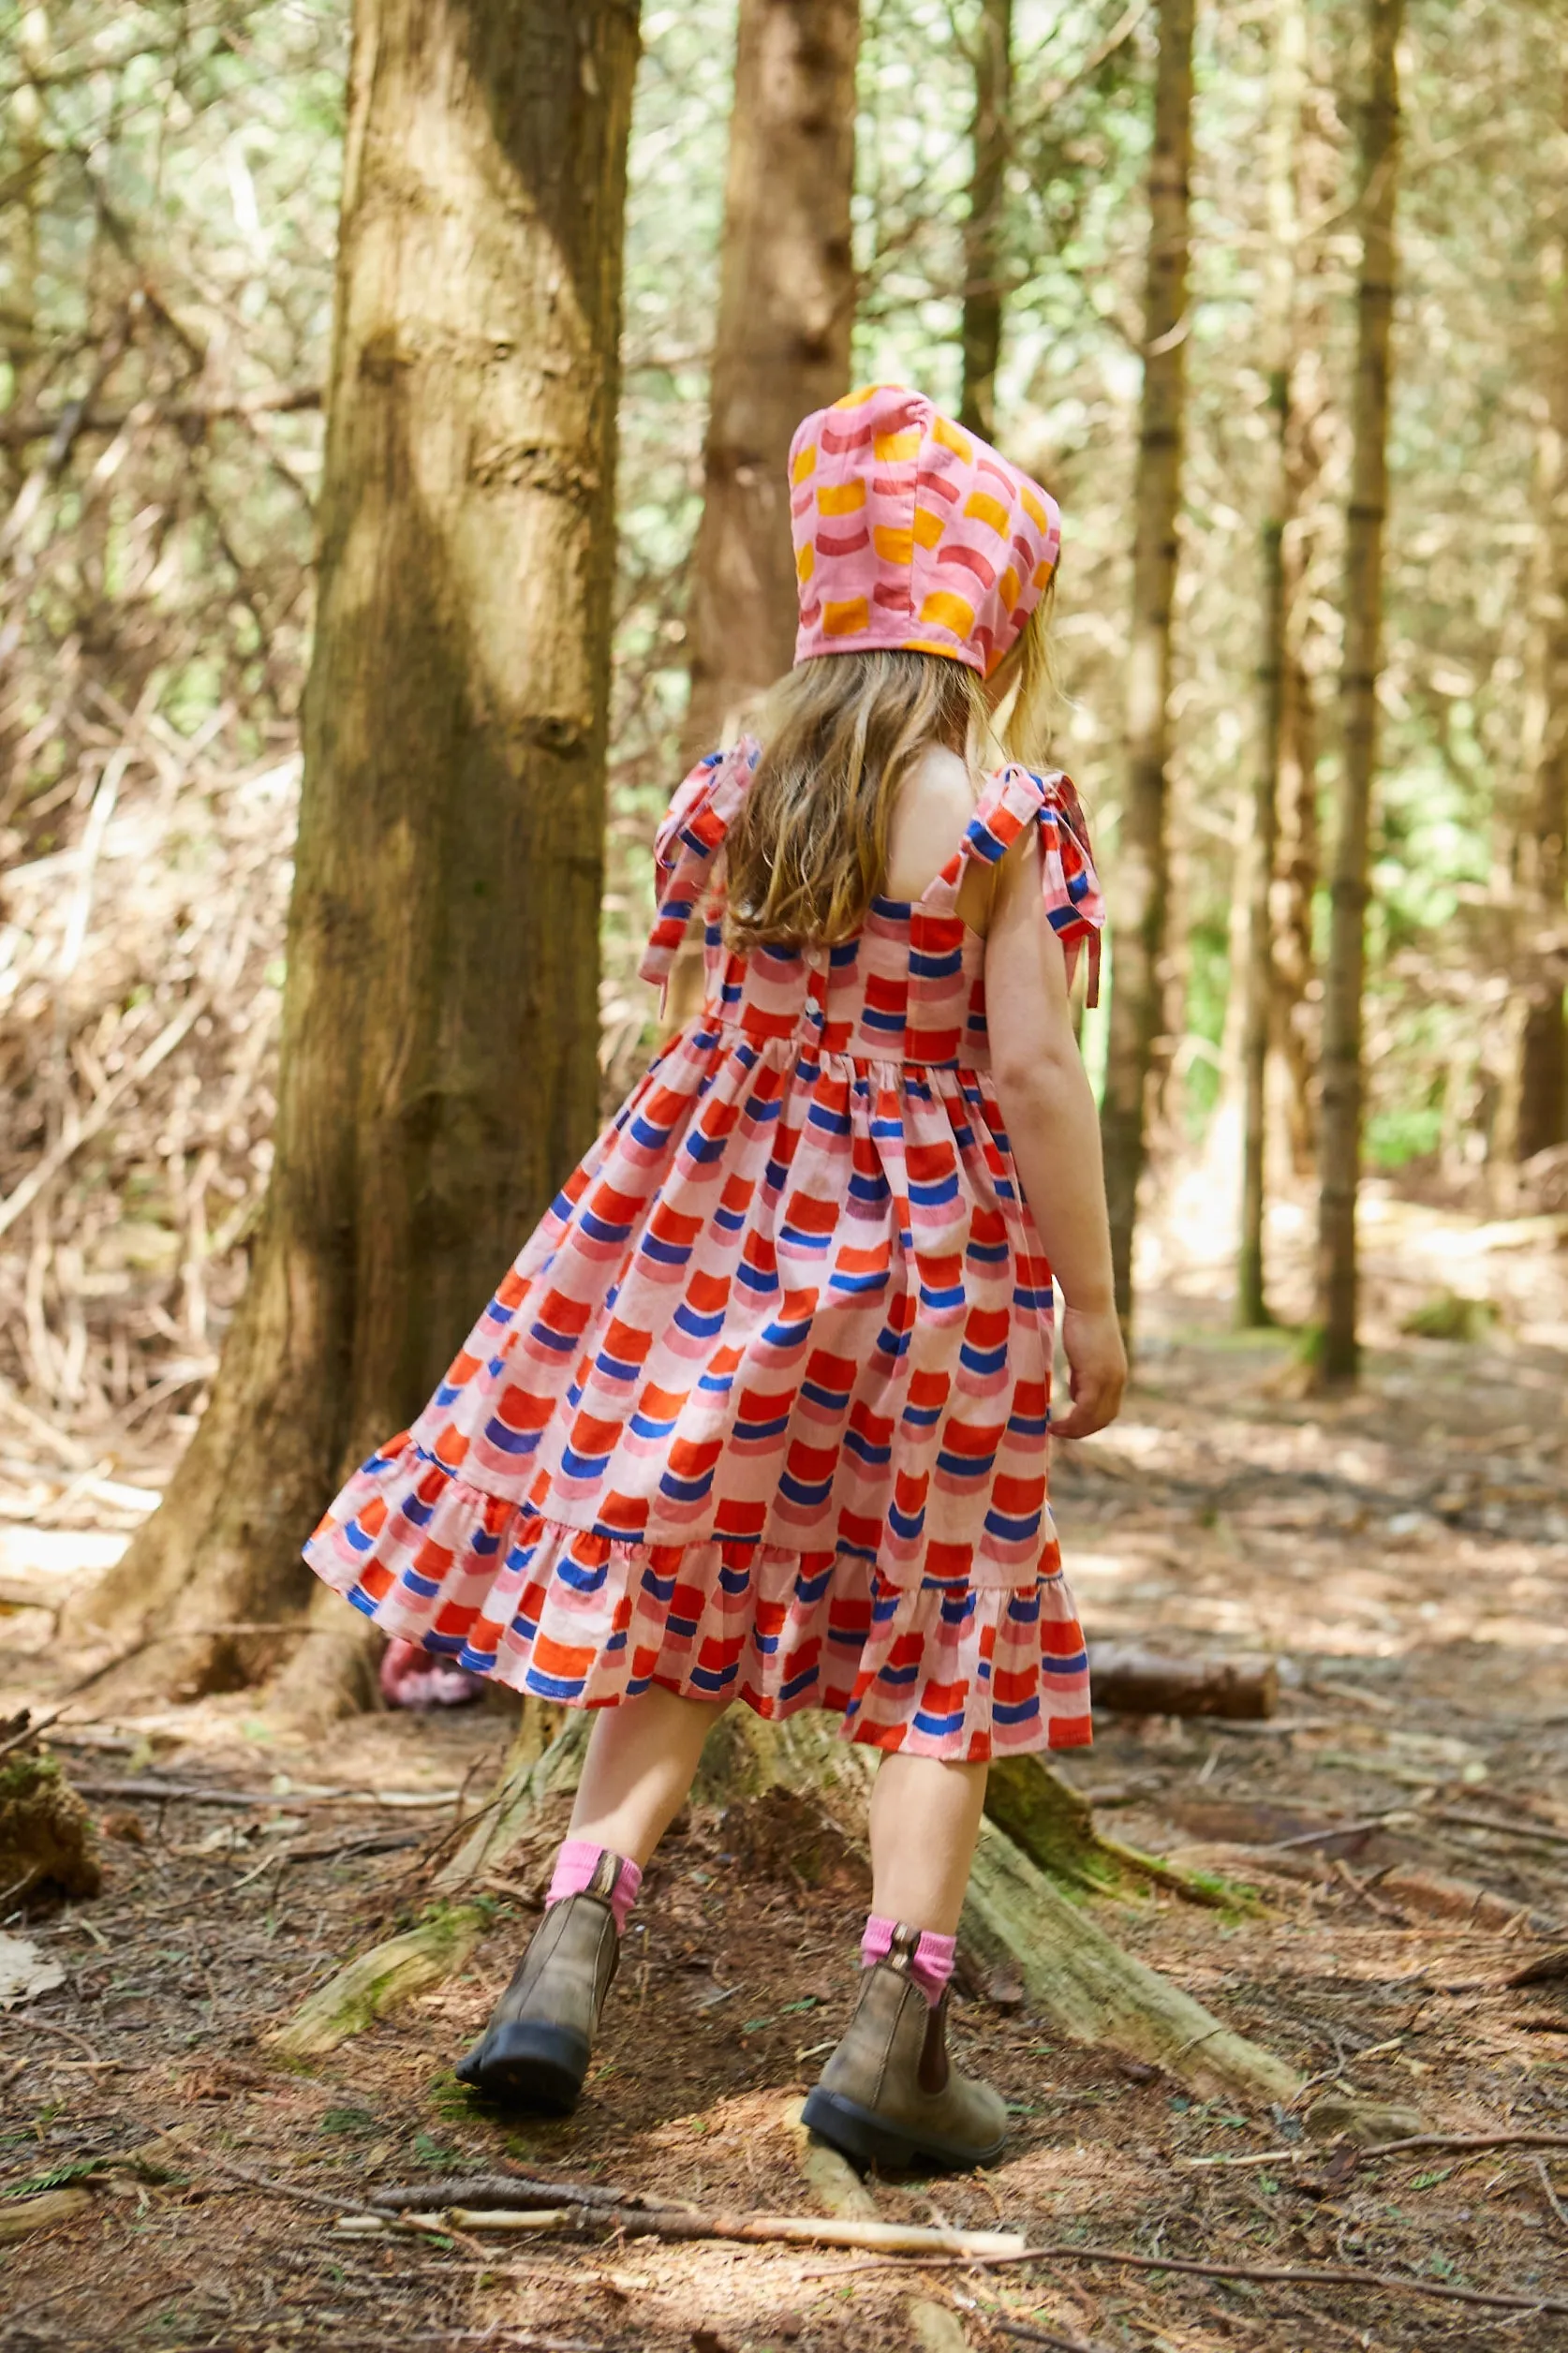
[303,742,1106,1760]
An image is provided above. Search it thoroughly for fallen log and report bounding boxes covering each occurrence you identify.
[1087,1645,1278,1721]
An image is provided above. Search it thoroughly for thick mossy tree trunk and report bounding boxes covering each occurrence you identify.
[957,0,1012,442]
[1512,92,1568,1166]
[1235,0,1306,1329]
[1313,0,1403,1385]
[72,0,643,1711]
[681,0,860,761]
[1100,0,1194,1338]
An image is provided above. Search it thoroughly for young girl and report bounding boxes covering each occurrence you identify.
[303,383,1126,2173]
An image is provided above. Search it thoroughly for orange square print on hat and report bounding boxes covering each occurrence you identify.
[788,384,1062,680]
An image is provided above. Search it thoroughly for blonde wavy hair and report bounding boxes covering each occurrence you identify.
[722,585,1058,953]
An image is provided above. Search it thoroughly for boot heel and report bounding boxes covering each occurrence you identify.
[800,2086,922,2171]
[455,2019,589,2114]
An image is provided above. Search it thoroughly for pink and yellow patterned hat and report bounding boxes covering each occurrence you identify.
[789,383,1061,680]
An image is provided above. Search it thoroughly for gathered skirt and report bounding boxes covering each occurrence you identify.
[305,1433,1092,1760]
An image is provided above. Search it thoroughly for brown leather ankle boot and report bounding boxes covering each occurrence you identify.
[801,1923,1009,2171]
[454,1851,625,2112]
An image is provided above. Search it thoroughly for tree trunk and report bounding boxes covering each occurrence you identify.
[70,0,643,1709]
[1100,0,1194,1337]
[1513,77,1568,1164]
[1274,638,1320,1176]
[681,0,860,761]
[1313,0,1403,1385]
[957,0,1012,442]
[2,6,48,454]
[1236,0,1306,1327]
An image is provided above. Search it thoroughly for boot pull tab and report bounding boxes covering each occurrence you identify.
[888,1922,921,1976]
[587,1849,622,1903]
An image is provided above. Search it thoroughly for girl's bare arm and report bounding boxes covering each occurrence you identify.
[984,830,1126,1439]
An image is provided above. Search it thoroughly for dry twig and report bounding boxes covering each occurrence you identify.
[797,2240,1568,2319]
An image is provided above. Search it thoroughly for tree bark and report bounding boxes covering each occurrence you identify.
[1100,0,1194,1337]
[1513,74,1568,1164]
[70,0,643,1708]
[1236,0,1306,1327]
[1313,0,1403,1385]
[682,0,859,761]
[958,0,1012,442]
[1274,640,1320,1176]
[1,6,49,453]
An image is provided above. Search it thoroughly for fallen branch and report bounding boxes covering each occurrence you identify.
[345,2203,1026,2260]
[67,1776,464,1810]
[990,2323,1114,2353]
[1430,1809,1568,1851]
[372,2174,674,2218]
[798,2238,1568,2318]
[1177,2129,1568,2171]
[1339,2129,1568,2159]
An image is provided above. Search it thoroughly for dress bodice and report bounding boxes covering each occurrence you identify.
[640,739,1103,1073]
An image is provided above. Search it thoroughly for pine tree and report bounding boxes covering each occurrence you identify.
[1314,0,1405,1384]
[958,0,1012,440]
[1100,0,1195,1335]
[1513,80,1568,1165]
[72,0,644,1715]
[682,0,860,759]
[1235,0,1307,1326]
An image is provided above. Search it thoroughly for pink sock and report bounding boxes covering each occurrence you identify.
[860,1914,956,2007]
[547,1840,643,1936]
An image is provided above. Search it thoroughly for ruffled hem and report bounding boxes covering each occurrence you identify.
[304,1439,1092,1763]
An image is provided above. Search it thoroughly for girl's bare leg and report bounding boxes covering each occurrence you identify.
[868,1751,988,1934]
[567,1683,724,1866]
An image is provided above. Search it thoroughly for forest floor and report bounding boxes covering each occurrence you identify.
[2,1200,1567,2353]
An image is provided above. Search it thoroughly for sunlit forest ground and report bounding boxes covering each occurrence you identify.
[4,1225,1567,2350]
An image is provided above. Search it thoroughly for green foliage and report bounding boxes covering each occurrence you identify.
[318,2107,379,2137]
[1400,1291,1496,1341]
[2,2155,103,2198]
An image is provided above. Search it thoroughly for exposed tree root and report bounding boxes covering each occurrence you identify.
[984,1754,1250,1910]
[271,1703,1305,2108]
[266,1590,382,1733]
[962,1818,1299,2105]
[268,1902,486,2061]
[433,1711,586,1894]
